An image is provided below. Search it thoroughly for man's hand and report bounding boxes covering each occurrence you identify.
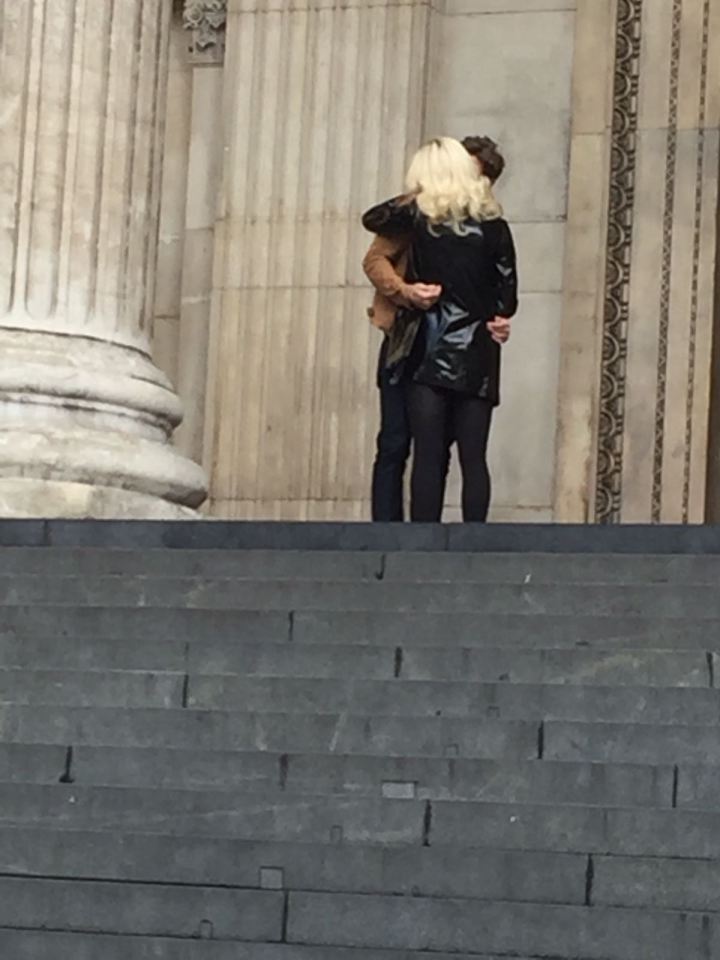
[404,282,442,310]
[487,316,511,345]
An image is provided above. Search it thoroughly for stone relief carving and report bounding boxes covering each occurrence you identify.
[183,0,227,62]
[594,0,644,523]
[651,0,683,523]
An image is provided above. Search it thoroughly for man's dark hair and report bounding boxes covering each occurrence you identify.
[461,136,505,184]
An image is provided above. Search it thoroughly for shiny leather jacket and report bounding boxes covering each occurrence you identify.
[362,197,518,404]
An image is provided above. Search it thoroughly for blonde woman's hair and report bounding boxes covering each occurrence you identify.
[406,137,502,234]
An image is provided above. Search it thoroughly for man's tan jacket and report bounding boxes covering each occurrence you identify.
[362,233,413,331]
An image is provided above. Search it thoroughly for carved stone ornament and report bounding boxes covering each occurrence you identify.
[183,0,227,62]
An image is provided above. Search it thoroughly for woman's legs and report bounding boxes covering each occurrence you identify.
[406,383,451,522]
[452,394,494,522]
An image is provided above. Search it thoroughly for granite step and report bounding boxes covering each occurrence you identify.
[182,641,712,686]
[545,719,720,765]
[10,516,720,554]
[430,798,720,857]
[1,669,718,723]
[3,607,718,649]
[0,667,184,708]
[0,704,540,759]
[0,931,578,960]
[9,824,719,914]
[0,743,678,807]
[2,700,719,764]
[0,782,717,856]
[6,547,720,584]
[0,783,426,844]
[0,826,588,905]
[4,575,720,617]
[187,675,720,724]
[0,644,713,691]
[592,853,720,912]
[0,875,283,941]
[286,891,718,960]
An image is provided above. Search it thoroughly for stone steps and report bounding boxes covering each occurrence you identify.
[0,781,719,855]
[1,522,719,958]
[0,826,589,904]
[4,607,718,648]
[5,546,720,583]
[4,701,720,764]
[4,574,720,616]
[286,892,717,960]
[0,644,711,686]
[0,744,683,806]
[1,668,717,722]
[0,932,589,960]
[1,823,719,914]
[7,517,720,553]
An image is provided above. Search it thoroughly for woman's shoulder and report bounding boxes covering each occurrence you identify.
[473,213,510,229]
[475,215,514,242]
[362,194,419,235]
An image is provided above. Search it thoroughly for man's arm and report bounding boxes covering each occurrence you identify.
[362,234,414,307]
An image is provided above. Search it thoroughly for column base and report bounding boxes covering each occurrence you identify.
[0,478,199,520]
[0,329,208,518]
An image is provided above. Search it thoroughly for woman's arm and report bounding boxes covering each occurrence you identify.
[361,195,416,236]
[494,219,519,318]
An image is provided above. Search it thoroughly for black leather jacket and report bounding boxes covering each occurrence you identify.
[362,197,518,404]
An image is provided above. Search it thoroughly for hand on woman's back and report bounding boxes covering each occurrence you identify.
[405,282,442,310]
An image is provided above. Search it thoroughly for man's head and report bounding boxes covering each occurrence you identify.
[462,136,505,184]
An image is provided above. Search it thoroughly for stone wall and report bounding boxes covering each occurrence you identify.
[159,0,579,520]
[556,0,720,523]
[150,0,720,523]
[426,0,576,521]
[202,0,430,519]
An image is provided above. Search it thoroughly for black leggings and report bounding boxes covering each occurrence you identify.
[407,383,493,523]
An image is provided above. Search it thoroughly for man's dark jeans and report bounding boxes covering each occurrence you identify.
[371,339,411,522]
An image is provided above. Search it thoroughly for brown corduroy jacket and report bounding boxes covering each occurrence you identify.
[362,233,413,332]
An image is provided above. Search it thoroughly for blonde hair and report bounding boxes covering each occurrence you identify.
[405,137,502,234]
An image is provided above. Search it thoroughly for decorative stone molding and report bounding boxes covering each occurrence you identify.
[594,0,644,524]
[183,0,227,63]
[592,0,717,524]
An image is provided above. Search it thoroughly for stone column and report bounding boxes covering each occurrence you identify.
[0,0,207,518]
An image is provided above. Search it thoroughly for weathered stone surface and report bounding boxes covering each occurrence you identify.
[3,576,720,617]
[545,720,720,765]
[0,827,586,904]
[187,675,720,724]
[1,529,720,960]
[593,854,720,912]
[66,747,673,807]
[0,932,556,960]
[0,704,539,760]
[0,0,206,517]
[0,782,424,844]
[0,876,282,940]
[286,892,717,959]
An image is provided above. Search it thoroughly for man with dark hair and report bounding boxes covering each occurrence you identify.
[364,136,506,521]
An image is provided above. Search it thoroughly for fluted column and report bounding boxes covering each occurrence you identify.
[203,0,429,519]
[0,0,207,517]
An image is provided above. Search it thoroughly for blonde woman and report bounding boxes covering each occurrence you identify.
[362,136,518,523]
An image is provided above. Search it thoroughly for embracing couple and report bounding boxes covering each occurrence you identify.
[362,136,518,524]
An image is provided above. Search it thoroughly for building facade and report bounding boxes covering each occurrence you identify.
[1,0,719,522]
